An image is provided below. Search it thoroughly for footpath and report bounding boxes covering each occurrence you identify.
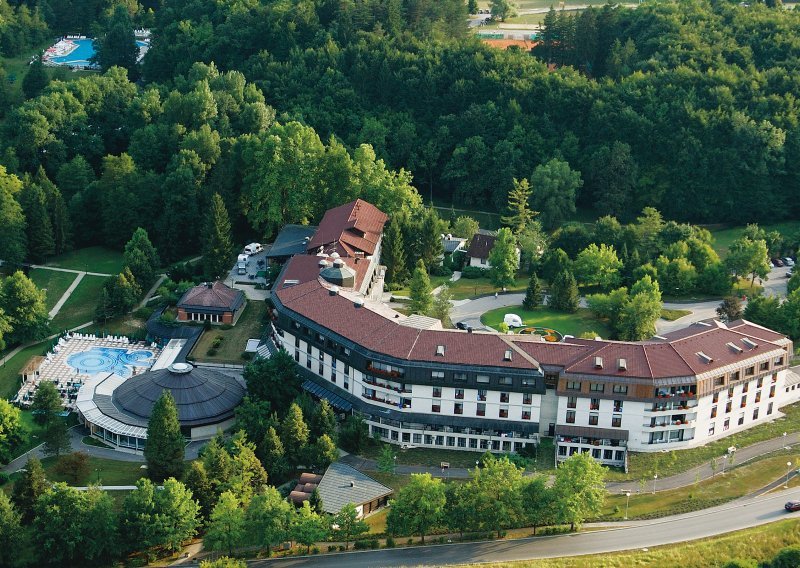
[341,431,800,494]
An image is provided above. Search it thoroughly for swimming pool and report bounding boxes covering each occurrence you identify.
[67,347,154,377]
[48,39,149,68]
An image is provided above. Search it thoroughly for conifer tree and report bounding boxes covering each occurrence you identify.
[20,182,54,262]
[144,391,185,481]
[409,259,433,315]
[22,55,48,99]
[522,272,543,310]
[203,193,234,279]
[501,178,537,235]
[124,228,160,288]
[549,270,580,313]
[260,426,288,481]
[382,216,407,284]
[310,399,337,441]
[280,403,309,466]
[11,456,47,524]
[489,227,519,290]
[94,6,139,79]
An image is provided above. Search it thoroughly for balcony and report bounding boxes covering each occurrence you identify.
[362,376,411,394]
[361,392,408,409]
[366,363,404,379]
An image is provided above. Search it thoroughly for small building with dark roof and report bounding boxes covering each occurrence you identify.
[466,232,497,268]
[177,281,245,325]
[315,462,393,517]
[265,224,318,262]
[76,362,246,451]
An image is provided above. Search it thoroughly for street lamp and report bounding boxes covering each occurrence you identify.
[653,474,658,494]
[621,490,631,520]
[786,461,793,489]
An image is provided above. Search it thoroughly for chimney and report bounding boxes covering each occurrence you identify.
[594,356,603,369]
[349,481,355,488]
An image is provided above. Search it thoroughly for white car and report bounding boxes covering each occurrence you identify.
[783,258,794,267]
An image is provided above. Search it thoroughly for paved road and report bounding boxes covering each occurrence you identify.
[239,489,800,567]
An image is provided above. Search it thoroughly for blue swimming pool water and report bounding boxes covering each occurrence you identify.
[67,347,153,377]
[49,39,149,67]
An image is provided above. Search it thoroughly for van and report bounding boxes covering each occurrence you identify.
[237,262,247,275]
[244,243,263,255]
[503,314,523,328]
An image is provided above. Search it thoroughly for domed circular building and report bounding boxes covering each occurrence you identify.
[76,362,245,452]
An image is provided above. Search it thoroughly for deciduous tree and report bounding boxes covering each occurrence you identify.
[243,351,301,411]
[489,227,519,290]
[387,473,446,543]
[552,452,606,530]
[245,487,292,557]
[11,456,47,524]
[332,503,368,549]
[205,491,247,557]
[0,270,49,344]
[292,501,329,553]
[531,158,582,230]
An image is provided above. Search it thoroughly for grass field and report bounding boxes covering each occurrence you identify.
[39,455,146,486]
[0,341,49,400]
[450,275,529,300]
[614,402,800,481]
[456,518,800,568]
[81,311,152,341]
[660,308,691,321]
[390,275,452,298]
[28,269,78,312]
[49,275,106,331]
[481,305,612,338]
[601,452,799,520]
[710,221,800,256]
[190,301,267,364]
[45,246,124,274]
[432,204,502,231]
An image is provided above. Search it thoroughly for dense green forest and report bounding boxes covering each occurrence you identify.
[1,0,800,267]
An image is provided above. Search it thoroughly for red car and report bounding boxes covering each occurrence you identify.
[785,500,800,512]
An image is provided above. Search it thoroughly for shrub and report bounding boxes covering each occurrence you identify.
[384,282,404,292]
[0,472,9,486]
[241,351,254,360]
[327,546,337,552]
[384,537,395,548]
[203,321,212,331]
[430,264,453,277]
[771,546,800,568]
[338,546,345,552]
[207,348,218,356]
[311,547,319,555]
[220,324,233,330]
[461,266,487,279]
[370,540,380,549]
[407,539,413,545]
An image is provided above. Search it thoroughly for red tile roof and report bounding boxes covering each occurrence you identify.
[177,281,244,311]
[307,199,388,257]
[278,253,371,291]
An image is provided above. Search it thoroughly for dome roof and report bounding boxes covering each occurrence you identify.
[320,263,356,288]
[112,363,245,426]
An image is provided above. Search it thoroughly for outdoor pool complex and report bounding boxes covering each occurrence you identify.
[46,38,149,68]
[67,347,154,378]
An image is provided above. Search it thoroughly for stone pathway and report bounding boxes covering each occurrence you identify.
[136,273,166,310]
[28,264,111,277]
[48,272,85,318]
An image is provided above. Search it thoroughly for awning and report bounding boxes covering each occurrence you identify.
[302,380,353,412]
[555,425,629,441]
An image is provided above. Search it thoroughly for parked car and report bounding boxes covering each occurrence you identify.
[772,258,784,267]
[785,500,800,512]
[783,257,794,267]
[456,321,468,330]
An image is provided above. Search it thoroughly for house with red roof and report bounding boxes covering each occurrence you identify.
[177,281,245,325]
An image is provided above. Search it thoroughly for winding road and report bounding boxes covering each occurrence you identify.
[237,488,800,567]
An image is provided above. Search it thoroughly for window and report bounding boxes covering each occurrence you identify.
[710,406,717,419]
[613,400,623,412]
[737,413,745,426]
[728,387,734,398]
[723,418,730,431]
[294,350,299,362]
[708,424,715,436]
[499,407,509,418]
[477,403,486,416]
[413,433,422,444]
[714,376,725,387]
[566,410,576,424]
[592,448,601,459]
[759,361,769,372]
[318,362,324,375]
[435,436,444,446]
[344,364,350,376]
[566,381,581,391]
[306,343,312,353]
[446,436,455,447]
[769,385,776,398]
[767,402,774,415]
[455,388,464,399]
[432,387,441,398]
[742,382,749,393]
[712,392,719,403]
[306,356,311,369]
[753,408,759,420]
[775,356,785,366]
[755,391,761,403]
[613,384,628,394]
[454,403,463,415]
[477,375,490,384]
[725,401,732,413]
[294,337,300,348]
[740,395,747,409]
[432,403,441,413]
[454,372,467,382]
[612,414,622,428]
[522,377,534,387]
[589,413,599,426]
[590,398,600,410]
[500,376,513,386]
[500,392,510,403]
[731,371,740,382]
[523,393,532,405]
[458,437,466,448]
[478,389,487,401]
[522,408,532,420]
[469,438,478,449]
[757,377,764,388]
[745,366,755,376]
[772,373,778,383]
[567,396,577,409]
[590,383,605,392]
[604,449,613,460]
[343,347,351,356]
[432,371,445,379]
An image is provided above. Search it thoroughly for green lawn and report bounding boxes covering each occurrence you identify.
[449,275,528,300]
[458,519,800,568]
[432,203,502,231]
[710,220,800,257]
[390,275,452,298]
[0,341,49,400]
[49,275,106,331]
[189,301,267,364]
[614,401,800,482]
[80,310,153,342]
[39,455,146,486]
[45,246,124,275]
[481,305,612,339]
[28,269,78,312]
[601,451,799,520]
[660,308,691,321]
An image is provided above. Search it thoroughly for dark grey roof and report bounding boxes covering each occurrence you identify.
[442,237,466,254]
[302,380,353,411]
[319,261,356,288]
[265,224,318,258]
[317,462,393,515]
[146,307,204,344]
[111,365,245,426]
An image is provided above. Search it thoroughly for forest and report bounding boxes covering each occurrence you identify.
[0,0,797,269]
